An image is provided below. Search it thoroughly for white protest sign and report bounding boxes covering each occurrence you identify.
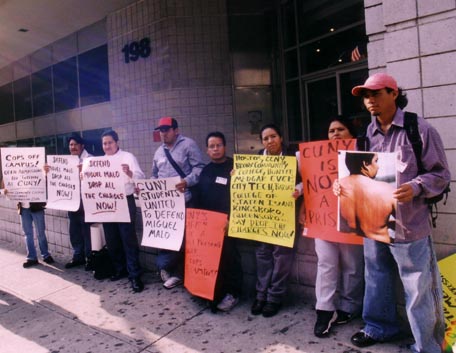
[1,147,46,202]
[136,177,185,251]
[46,155,80,211]
[81,156,130,223]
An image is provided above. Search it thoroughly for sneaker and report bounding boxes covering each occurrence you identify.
[334,310,355,325]
[23,259,39,268]
[163,276,182,289]
[43,255,55,264]
[217,294,239,312]
[160,269,171,282]
[314,310,335,338]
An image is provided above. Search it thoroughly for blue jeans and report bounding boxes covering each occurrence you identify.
[68,207,91,261]
[362,236,444,353]
[21,208,50,260]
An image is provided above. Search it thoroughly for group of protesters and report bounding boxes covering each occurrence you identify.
[0,73,451,353]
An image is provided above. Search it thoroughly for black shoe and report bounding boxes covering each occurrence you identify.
[351,331,378,348]
[251,299,266,315]
[64,259,85,269]
[23,259,39,268]
[262,301,282,318]
[130,278,144,293]
[84,262,94,271]
[110,270,128,281]
[334,310,355,325]
[43,255,55,264]
[314,310,334,338]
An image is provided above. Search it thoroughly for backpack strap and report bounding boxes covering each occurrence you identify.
[403,112,425,173]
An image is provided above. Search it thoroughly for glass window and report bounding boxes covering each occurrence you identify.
[79,45,110,106]
[0,83,14,124]
[297,0,365,41]
[281,0,296,49]
[82,127,109,156]
[32,66,54,117]
[284,49,298,79]
[340,69,371,135]
[299,24,366,74]
[53,56,78,112]
[16,138,35,147]
[56,132,74,155]
[306,77,337,141]
[35,135,57,155]
[13,76,32,121]
[286,80,302,141]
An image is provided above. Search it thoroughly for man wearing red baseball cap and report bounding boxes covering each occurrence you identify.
[151,117,205,289]
[347,73,450,352]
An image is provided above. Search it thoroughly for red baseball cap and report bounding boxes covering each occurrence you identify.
[352,73,398,96]
[154,117,178,130]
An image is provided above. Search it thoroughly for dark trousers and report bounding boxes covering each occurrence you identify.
[213,236,243,302]
[68,206,91,261]
[103,195,141,279]
[255,243,294,303]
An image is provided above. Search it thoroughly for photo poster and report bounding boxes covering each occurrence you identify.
[136,177,185,251]
[438,253,456,353]
[299,139,362,245]
[229,154,296,248]
[46,155,80,211]
[337,150,397,244]
[81,156,130,223]
[184,208,227,300]
[0,147,46,202]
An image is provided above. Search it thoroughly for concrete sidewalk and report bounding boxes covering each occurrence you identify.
[0,239,411,353]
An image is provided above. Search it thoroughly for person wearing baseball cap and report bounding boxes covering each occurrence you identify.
[346,73,450,352]
[151,117,205,289]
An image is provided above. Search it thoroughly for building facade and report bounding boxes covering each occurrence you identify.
[0,0,454,299]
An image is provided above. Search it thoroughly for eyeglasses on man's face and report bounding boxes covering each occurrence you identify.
[208,143,224,149]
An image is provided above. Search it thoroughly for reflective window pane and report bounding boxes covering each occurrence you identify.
[0,83,14,124]
[14,76,32,121]
[299,24,366,74]
[79,45,110,106]
[35,135,57,155]
[297,0,365,42]
[53,56,78,112]
[82,127,109,156]
[281,1,296,49]
[306,77,337,141]
[286,80,302,141]
[32,66,54,117]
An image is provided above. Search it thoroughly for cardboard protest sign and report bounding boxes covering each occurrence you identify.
[439,253,456,353]
[229,154,296,248]
[136,177,185,251]
[337,151,397,244]
[81,156,130,222]
[184,208,227,300]
[1,147,46,202]
[299,139,362,244]
[46,155,80,211]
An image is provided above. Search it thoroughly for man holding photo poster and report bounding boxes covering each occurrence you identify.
[347,73,450,353]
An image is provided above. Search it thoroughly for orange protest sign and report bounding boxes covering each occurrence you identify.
[184,208,227,300]
[299,139,362,245]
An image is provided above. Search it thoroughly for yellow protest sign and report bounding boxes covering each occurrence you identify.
[229,154,296,247]
[439,253,456,353]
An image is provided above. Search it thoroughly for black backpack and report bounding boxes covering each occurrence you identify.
[357,111,450,227]
[90,247,114,280]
